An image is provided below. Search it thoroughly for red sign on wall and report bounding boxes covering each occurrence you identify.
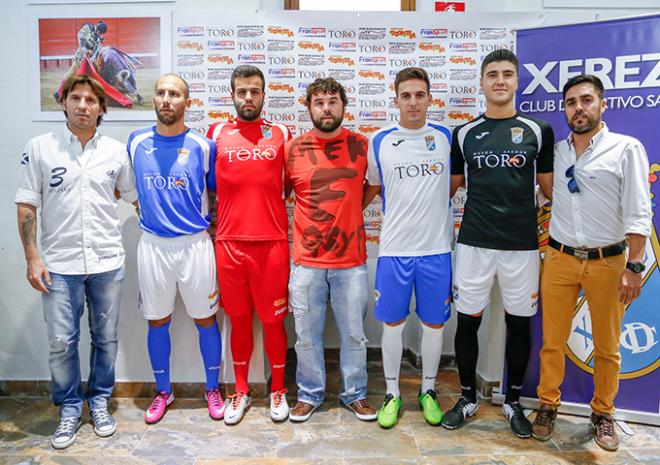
[435,2,466,11]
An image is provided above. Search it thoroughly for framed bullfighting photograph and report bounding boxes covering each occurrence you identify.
[29,8,171,121]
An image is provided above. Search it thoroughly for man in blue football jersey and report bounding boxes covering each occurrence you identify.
[127,74,224,423]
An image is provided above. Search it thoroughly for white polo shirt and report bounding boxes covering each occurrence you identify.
[14,126,136,275]
[550,123,652,248]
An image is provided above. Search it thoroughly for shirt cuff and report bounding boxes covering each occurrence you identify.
[14,189,41,208]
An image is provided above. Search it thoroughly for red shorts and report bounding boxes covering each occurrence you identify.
[215,239,289,324]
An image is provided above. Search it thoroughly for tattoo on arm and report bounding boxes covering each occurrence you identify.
[20,210,36,246]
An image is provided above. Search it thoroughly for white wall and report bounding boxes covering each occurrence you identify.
[1,0,653,386]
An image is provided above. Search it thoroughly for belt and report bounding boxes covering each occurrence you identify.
[548,237,626,260]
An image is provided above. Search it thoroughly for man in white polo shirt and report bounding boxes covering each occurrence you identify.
[15,75,136,449]
[532,74,652,451]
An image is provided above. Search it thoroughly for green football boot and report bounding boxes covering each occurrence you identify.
[377,394,402,428]
[418,389,443,425]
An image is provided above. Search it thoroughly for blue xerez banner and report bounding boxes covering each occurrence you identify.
[516,15,660,419]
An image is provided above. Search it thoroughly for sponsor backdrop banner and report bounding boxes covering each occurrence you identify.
[173,10,543,250]
[516,15,660,422]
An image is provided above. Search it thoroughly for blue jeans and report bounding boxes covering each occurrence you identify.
[42,266,124,418]
[289,263,369,406]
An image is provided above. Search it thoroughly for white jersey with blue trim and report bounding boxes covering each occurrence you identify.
[128,127,216,238]
[367,122,453,257]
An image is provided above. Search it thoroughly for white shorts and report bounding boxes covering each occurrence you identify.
[453,244,539,317]
[137,230,219,320]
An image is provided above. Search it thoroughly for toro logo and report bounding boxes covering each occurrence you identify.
[269,56,295,65]
[238,42,265,51]
[420,28,448,39]
[208,84,232,93]
[329,29,356,38]
[224,145,279,163]
[208,55,234,64]
[359,70,385,80]
[298,27,326,38]
[268,26,294,37]
[180,71,205,80]
[298,41,325,52]
[389,28,416,39]
[449,30,477,39]
[206,28,234,37]
[269,83,295,93]
[419,43,445,53]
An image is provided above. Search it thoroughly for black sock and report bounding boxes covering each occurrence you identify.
[504,313,532,404]
[454,312,482,403]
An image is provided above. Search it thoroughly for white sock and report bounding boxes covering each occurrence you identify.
[421,324,445,393]
[381,321,407,398]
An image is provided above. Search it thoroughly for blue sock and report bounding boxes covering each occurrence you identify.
[196,322,222,391]
[147,322,171,394]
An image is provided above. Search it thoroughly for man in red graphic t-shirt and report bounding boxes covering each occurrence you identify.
[285,78,377,423]
[207,65,291,425]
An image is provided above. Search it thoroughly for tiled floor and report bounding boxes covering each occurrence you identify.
[1,362,658,465]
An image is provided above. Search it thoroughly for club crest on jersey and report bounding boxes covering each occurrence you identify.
[177,148,190,165]
[510,127,524,144]
[261,125,273,139]
[424,134,436,151]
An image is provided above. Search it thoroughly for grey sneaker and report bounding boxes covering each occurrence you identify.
[51,416,81,449]
[91,408,117,437]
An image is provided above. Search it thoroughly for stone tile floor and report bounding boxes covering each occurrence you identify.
[1,362,658,465]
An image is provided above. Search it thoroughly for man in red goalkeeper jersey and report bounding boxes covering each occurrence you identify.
[207,65,291,424]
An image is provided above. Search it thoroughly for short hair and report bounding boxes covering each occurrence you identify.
[305,77,347,106]
[480,49,519,76]
[60,74,107,127]
[562,74,605,100]
[156,73,190,99]
[230,65,265,92]
[394,67,430,95]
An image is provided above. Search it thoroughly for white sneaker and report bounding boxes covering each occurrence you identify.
[224,392,251,425]
[270,389,289,422]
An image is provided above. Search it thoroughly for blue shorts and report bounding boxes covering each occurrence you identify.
[374,253,452,325]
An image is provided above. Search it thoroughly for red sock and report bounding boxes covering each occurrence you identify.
[229,313,253,394]
[263,321,288,392]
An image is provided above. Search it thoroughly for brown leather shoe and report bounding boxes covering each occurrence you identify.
[531,404,557,441]
[344,399,378,421]
[591,412,619,451]
[289,401,318,422]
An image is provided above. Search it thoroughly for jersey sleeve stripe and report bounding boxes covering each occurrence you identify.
[271,122,290,142]
[208,122,227,141]
[456,117,485,154]
[516,116,543,152]
[372,126,399,215]
[128,130,154,164]
[427,122,452,145]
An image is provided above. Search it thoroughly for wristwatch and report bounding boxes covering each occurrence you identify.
[626,261,645,273]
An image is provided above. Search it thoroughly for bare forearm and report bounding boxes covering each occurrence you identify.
[627,233,646,262]
[362,184,381,210]
[17,204,39,260]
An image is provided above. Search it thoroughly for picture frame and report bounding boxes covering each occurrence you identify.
[29,7,172,121]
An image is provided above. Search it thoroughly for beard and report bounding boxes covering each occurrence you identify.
[235,102,263,121]
[312,112,343,133]
[156,106,183,125]
[568,111,600,134]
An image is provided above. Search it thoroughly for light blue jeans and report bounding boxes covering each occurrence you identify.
[289,263,369,406]
[42,266,124,418]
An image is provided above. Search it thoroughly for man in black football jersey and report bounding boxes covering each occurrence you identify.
[441,49,554,438]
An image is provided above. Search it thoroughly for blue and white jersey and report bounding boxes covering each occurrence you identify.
[128,127,216,238]
[366,122,452,257]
